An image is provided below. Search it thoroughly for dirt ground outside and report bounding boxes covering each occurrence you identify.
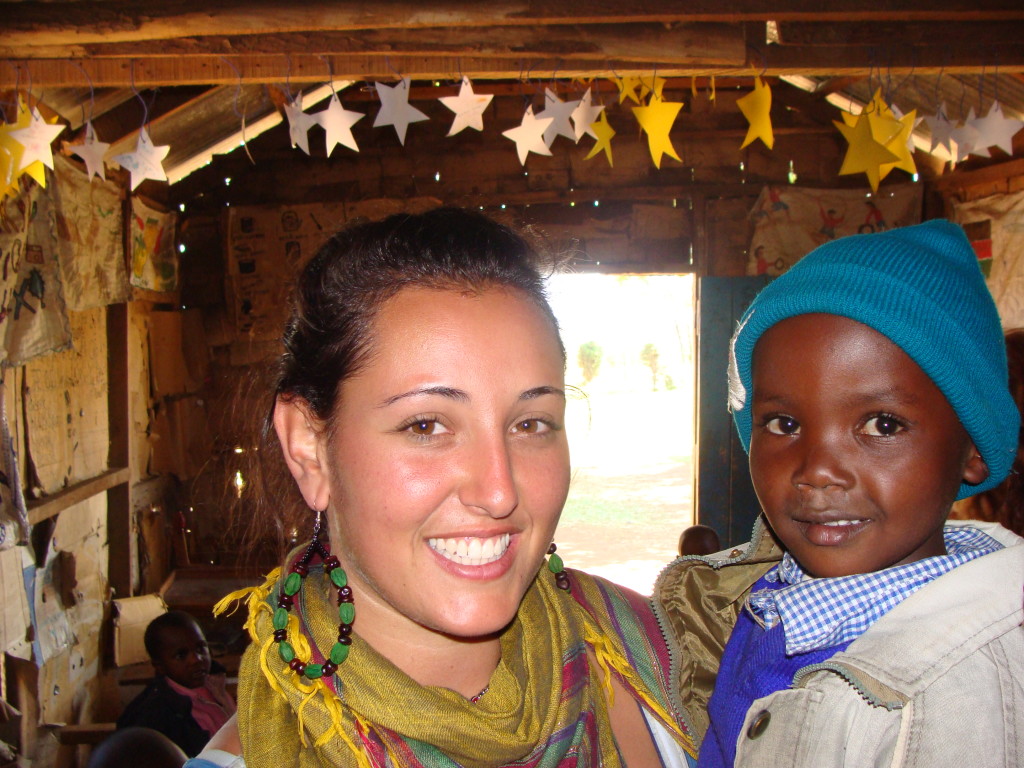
[553,388,695,595]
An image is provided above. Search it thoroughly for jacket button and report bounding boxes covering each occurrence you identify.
[747,710,771,739]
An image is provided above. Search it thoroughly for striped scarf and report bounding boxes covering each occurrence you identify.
[217,557,695,767]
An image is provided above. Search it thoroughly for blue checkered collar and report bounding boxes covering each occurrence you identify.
[747,525,1003,655]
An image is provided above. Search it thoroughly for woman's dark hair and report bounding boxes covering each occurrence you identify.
[245,207,564,558]
[273,206,563,424]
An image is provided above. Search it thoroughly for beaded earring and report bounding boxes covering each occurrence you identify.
[272,509,355,679]
[547,543,570,590]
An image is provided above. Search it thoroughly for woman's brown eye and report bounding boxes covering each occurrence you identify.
[410,421,435,435]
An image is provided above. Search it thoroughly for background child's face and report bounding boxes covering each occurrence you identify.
[749,313,987,578]
[153,621,212,689]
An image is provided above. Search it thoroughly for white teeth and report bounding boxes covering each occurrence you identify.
[822,520,860,527]
[428,533,511,566]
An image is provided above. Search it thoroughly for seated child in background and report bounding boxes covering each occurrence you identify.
[655,220,1024,767]
[88,727,187,768]
[679,524,722,557]
[118,611,237,757]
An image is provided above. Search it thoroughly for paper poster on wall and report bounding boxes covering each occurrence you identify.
[129,197,178,292]
[0,180,73,367]
[952,189,1024,329]
[746,184,923,276]
[52,155,129,310]
[225,198,440,343]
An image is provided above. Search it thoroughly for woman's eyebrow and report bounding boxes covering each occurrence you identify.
[378,386,469,408]
[521,386,566,401]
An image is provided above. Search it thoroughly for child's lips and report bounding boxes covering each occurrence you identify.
[797,516,872,546]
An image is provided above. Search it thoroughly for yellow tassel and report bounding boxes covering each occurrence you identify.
[583,624,697,756]
[214,567,280,617]
[257,633,288,700]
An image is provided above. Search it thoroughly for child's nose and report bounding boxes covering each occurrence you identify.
[793,436,853,490]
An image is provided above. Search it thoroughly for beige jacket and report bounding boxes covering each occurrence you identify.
[653,518,1024,767]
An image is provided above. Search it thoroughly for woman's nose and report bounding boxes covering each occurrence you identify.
[458,437,518,517]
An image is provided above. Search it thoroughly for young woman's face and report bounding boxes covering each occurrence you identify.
[749,313,986,578]
[323,286,569,641]
[154,622,212,689]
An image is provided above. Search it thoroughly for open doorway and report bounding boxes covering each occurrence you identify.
[547,273,697,594]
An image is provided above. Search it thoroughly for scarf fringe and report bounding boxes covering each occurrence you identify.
[583,624,697,756]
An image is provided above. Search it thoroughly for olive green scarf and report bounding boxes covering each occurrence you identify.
[218,559,694,767]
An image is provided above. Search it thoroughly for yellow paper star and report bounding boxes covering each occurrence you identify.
[584,110,616,167]
[834,113,900,192]
[737,76,774,150]
[638,75,667,101]
[878,109,918,181]
[838,91,917,183]
[0,100,49,190]
[613,76,643,105]
[633,95,683,169]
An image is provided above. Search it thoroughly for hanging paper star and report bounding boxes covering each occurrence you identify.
[571,88,605,142]
[373,77,429,145]
[439,76,493,136]
[834,113,899,192]
[737,76,774,150]
[112,127,170,191]
[951,109,981,162]
[584,110,616,167]
[613,76,643,105]
[502,105,554,166]
[538,88,579,148]
[638,75,667,101]
[68,121,111,180]
[0,101,51,189]
[7,106,65,172]
[315,92,364,156]
[633,95,683,169]
[842,92,917,182]
[878,109,918,181]
[924,103,957,155]
[970,101,1023,157]
[284,95,317,155]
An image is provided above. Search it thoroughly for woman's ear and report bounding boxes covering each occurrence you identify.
[962,443,989,487]
[273,397,331,511]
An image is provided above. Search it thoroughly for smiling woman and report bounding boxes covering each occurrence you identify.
[186,208,698,768]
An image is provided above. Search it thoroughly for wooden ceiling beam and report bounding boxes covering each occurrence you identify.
[776,20,1024,46]
[0,24,746,67]
[3,0,1023,51]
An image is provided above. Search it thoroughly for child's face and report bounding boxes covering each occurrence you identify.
[153,622,212,689]
[749,313,987,578]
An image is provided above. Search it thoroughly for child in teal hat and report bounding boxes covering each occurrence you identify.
[655,220,1024,768]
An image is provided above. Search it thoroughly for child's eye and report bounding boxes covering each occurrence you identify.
[764,415,799,435]
[862,414,905,437]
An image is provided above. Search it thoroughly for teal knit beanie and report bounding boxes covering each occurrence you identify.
[728,219,1018,500]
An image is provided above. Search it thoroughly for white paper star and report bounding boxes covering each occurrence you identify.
[68,121,111,180]
[284,95,317,155]
[314,93,364,156]
[970,101,1023,157]
[502,106,554,166]
[373,77,429,145]
[8,106,65,171]
[439,76,493,136]
[924,103,956,154]
[570,88,605,142]
[112,127,169,191]
[953,108,983,161]
[537,88,579,148]
[890,103,924,154]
